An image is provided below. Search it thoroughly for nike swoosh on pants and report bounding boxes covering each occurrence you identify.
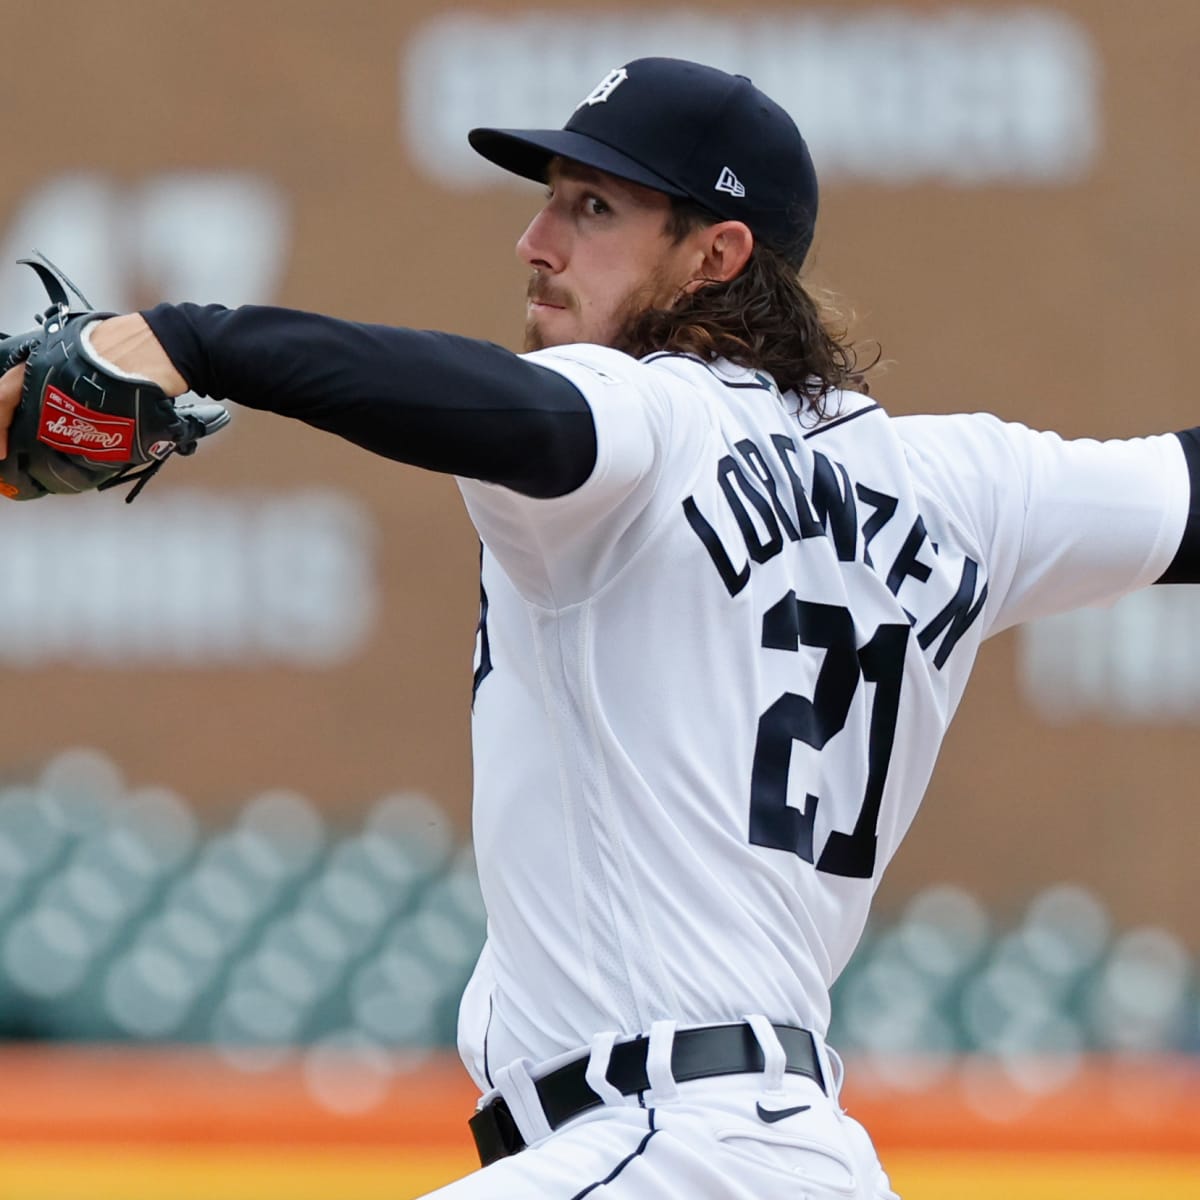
[755,1102,812,1124]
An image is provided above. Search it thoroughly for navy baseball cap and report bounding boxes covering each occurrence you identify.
[469,57,819,267]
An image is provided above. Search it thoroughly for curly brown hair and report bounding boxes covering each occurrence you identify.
[611,199,877,415]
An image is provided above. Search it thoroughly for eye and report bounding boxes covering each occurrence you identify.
[583,194,611,216]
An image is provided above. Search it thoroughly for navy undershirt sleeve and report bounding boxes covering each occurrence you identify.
[141,303,598,499]
[1157,428,1200,583]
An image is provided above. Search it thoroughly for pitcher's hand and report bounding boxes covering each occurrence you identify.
[86,314,188,397]
[0,362,26,461]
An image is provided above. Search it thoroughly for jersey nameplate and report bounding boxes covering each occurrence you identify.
[681,433,988,671]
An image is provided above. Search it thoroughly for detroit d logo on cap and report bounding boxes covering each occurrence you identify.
[577,67,628,108]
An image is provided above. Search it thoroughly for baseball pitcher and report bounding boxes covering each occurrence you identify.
[2,57,1196,1199]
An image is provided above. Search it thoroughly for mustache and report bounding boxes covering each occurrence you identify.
[526,276,576,311]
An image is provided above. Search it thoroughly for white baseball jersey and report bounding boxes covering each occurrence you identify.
[455,346,1187,1090]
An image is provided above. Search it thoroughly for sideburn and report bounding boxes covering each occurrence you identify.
[609,264,691,356]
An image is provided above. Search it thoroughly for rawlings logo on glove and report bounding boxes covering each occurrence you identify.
[0,253,230,501]
[40,389,135,456]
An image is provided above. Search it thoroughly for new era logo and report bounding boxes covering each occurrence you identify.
[715,167,746,198]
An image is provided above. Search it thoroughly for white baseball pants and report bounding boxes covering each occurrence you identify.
[426,1026,899,1199]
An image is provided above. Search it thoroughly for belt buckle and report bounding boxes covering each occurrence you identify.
[469,1096,526,1165]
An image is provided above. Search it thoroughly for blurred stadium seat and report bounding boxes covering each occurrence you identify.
[0,747,1194,1076]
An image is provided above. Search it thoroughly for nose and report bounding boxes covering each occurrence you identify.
[516,205,565,273]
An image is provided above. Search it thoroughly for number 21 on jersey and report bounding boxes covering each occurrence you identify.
[749,590,908,880]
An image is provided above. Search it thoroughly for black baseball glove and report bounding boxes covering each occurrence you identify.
[0,254,230,502]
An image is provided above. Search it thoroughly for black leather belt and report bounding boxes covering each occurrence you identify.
[469,1022,824,1166]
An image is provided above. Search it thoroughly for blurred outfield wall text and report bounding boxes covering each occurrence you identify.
[403,7,1098,188]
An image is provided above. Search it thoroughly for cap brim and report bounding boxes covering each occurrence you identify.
[468,127,689,198]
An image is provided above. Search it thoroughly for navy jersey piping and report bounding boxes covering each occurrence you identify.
[641,350,775,393]
[803,403,881,439]
[568,1109,658,1200]
[482,994,495,1088]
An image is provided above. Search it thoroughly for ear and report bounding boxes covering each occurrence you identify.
[684,221,754,291]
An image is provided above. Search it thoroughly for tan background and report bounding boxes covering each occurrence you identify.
[0,1,1196,942]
